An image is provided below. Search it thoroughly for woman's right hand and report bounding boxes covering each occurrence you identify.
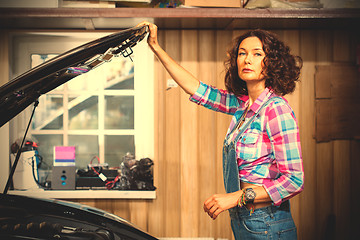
[136,21,159,51]
[135,21,200,95]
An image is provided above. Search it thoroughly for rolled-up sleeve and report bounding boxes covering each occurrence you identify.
[189,81,240,115]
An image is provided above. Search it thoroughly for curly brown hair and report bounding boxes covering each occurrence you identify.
[224,29,302,96]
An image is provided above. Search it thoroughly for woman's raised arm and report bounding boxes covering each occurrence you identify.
[137,22,200,96]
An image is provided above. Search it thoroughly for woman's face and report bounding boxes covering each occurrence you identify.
[237,36,266,83]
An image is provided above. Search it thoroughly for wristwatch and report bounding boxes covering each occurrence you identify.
[244,188,256,204]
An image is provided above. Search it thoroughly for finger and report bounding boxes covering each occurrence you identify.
[204,198,211,206]
[203,203,213,213]
[209,206,223,220]
[206,206,215,218]
[203,200,215,212]
[136,21,150,27]
[148,24,158,36]
[212,208,223,220]
[209,203,218,213]
[203,204,208,212]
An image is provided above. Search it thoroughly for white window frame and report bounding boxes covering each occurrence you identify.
[7,31,155,199]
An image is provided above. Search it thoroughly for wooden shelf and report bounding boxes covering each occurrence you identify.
[0,7,359,19]
[0,7,359,30]
[9,189,156,199]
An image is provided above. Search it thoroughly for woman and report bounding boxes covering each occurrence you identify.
[138,22,304,239]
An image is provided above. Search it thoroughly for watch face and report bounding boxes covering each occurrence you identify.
[245,188,256,201]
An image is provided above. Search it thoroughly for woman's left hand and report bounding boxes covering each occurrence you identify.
[203,191,241,220]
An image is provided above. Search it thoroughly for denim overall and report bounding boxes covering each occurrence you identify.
[223,97,297,240]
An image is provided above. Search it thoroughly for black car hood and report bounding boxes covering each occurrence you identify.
[0,193,158,240]
[0,25,159,240]
[0,25,148,128]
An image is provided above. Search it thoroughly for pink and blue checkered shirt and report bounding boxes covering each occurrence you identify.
[190,82,304,206]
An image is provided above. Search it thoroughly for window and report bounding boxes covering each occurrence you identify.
[10,32,154,182]
[31,54,138,169]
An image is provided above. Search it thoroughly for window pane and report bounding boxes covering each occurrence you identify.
[67,56,133,91]
[104,57,134,90]
[33,94,63,130]
[67,71,100,91]
[68,95,98,130]
[105,96,134,129]
[68,135,99,169]
[31,54,57,68]
[105,135,134,167]
[32,134,63,168]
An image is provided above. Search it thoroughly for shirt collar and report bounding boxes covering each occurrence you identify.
[248,88,274,113]
[238,94,249,103]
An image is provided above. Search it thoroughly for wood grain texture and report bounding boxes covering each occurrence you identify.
[332,30,352,240]
[350,140,360,239]
[164,30,182,237]
[282,30,302,233]
[333,140,351,240]
[315,30,335,240]
[129,200,148,231]
[197,30,217,237]
[298,30,317,240]
[180,30,199,237]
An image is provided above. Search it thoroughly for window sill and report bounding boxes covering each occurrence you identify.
[8,189,156,199]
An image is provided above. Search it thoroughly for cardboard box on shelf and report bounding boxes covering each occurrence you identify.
[183,0,242,8]
[288,0,314,2]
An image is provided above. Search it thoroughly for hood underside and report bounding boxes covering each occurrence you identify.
[0,25,148,128]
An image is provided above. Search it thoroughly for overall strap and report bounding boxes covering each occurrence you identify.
[234,96,283,143]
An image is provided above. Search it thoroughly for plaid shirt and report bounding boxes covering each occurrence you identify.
[190,82,304,206]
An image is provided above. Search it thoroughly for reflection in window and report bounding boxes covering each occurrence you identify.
[105,135,134,168]
[31,54,57,66]
[105,96,134,129]
[69,135,99,169]
[104,62,134,90]
[33,95,63,130]
[69,95,98,130]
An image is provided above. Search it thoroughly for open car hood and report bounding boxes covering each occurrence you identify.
[0,26,159,240]
[0,25,148,128]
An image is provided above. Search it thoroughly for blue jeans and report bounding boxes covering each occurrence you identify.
[230,201,297,240]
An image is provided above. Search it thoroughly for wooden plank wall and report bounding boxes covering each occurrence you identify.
[70,28,358,240]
